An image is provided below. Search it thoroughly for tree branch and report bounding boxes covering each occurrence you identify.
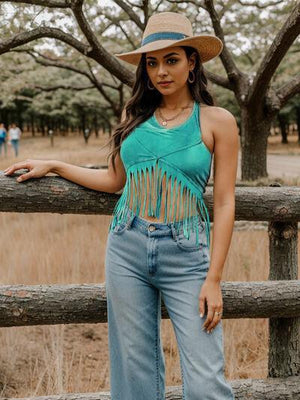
[70,1,102,54]
[0,23,134,87]
[203,68,233,90]
[68,1,134,86]
[0,27,91,56]
[248,2,300,108]
[103,11,137,49]
[203,0,244,90]
[24,49,94,80]
[83,58,121,115]
[237,0,283,8]
[113,0,145,30]
[276,74,300,109]
[0,0,70,7]
[11,48,124,116]
[34,84,95,91]
[24,50,121,114]
[84,59,120,90]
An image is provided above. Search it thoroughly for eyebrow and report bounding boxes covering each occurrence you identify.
[146,52,180,60]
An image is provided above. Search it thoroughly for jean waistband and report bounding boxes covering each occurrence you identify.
[119,206,204,239]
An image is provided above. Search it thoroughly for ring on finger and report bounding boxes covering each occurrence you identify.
[208,311,222,333]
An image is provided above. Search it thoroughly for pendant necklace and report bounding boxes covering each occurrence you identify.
[157,102,194,127]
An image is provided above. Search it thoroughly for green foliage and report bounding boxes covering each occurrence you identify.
[0,0,298,128]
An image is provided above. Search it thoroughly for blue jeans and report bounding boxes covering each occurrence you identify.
[0,140,7,156]
[105,207,235,400]
[10,139,19,156]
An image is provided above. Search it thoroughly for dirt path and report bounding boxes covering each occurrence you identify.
[236,152,299,180]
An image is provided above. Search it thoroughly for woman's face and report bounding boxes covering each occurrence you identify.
[145,46,196,95]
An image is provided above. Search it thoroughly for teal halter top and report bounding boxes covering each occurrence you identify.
[109,101,213,248]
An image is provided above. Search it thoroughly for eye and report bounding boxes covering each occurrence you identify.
[147,58,178,67]
[167,58,178,64]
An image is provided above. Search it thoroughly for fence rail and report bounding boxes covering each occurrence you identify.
[0,173,299,219]
[0,281,300,327]
[2,376,300,400]
[0,173,299,400]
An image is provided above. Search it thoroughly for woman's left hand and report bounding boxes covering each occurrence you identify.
[199,278,223,333]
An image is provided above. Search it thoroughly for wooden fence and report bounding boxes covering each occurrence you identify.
[0,172,299,400]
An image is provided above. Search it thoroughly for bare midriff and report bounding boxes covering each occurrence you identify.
[126,163,199,223]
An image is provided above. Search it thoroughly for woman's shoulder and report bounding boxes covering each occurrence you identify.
[199,103,238,141]
[200,103,237,124]
[199,103,233,116]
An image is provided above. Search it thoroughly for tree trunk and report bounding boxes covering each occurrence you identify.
[296,106,300,143]
[268,218,299,377]
[40,116,46,136]
[240,107,271,181]
[93,115,99,137]
[30,113,35,137]
[80,111,86,135]
[278,114,288,144]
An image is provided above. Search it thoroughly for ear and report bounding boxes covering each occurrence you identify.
[188,52,197,69]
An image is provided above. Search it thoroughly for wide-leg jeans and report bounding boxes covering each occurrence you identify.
[105,208,235,400]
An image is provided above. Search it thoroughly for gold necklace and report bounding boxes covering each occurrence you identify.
[157,102,194,127]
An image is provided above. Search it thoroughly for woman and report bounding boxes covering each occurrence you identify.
[8,122,22,157]
[0,123,7,157]
[4,11,238,400]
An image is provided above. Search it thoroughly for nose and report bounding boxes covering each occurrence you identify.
[157,63,168,77]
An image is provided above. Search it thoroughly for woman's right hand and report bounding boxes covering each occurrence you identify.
[3,159,53,182]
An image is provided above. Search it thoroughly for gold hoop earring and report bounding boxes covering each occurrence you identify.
[188,70,195,84]
[147,78,155,90]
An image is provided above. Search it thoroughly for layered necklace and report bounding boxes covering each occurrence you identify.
[157,101,194,127]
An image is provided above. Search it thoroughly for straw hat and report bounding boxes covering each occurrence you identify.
[114,11,223,66]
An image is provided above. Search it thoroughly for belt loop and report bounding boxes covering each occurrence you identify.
[126,213,135,229]
[170,224,177,241]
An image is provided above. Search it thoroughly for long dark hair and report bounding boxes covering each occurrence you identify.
[103,46,215,173]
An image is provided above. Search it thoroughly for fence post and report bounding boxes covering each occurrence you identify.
[268,182,299,377]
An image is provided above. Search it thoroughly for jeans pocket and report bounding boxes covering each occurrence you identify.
[110,213,136,235]
[111,221,129,235]
[175,221,205,252]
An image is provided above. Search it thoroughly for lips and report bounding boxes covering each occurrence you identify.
[158,81,173,86]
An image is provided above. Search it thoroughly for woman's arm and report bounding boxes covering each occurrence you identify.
[198,106,239,333]
[49,107,127,192]
[4,107,127,192]
[206,107,239,283]
[4,151,127,194]
[49,152,126,193]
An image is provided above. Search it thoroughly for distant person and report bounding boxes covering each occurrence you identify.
[0,123,7,157]
[8,123,22,157]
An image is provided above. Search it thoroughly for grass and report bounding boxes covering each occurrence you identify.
[0,131,299,397]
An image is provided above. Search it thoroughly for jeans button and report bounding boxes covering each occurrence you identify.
[149,225,156,232]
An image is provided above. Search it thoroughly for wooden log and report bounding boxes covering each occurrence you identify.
[0,171,118,215]
[268,217,299,377]
[0,281,300,327]
[1,376,300,400]
[0,173,300,220]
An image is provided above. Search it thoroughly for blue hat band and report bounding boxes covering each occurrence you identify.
[141,31,190,46]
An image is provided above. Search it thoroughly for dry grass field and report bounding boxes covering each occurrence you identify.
[0,131,299,398]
